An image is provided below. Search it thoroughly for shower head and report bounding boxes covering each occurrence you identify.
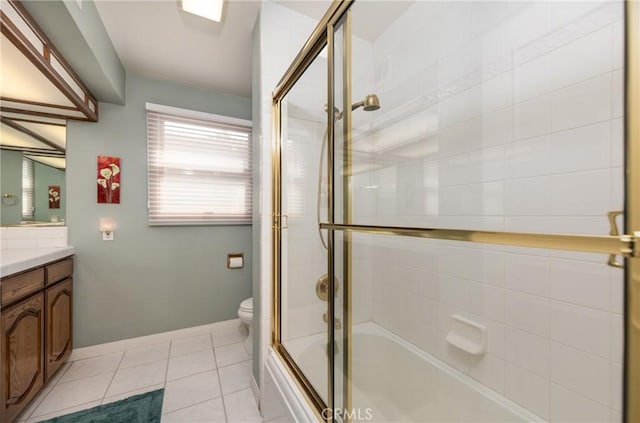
[322,94,380,121]
[351,94,380,112]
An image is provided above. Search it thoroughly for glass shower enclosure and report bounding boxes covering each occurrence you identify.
[271,1,639,421]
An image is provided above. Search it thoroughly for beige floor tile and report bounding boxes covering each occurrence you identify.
[161,397,226,422]
[167,349,215,381]
[59,352,123,383]
[162,370,221,414]
[219,361,252,395]
[101,383,164,405]
[213,330,246,348]
[215,343,250,368]
[224,388,261,423]
[106,360,167,397]
[31,373,112,417]
[120,342,170,369]
[26,401,101,423]
[170,334,212,358]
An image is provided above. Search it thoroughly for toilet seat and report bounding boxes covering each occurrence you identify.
[237,297,253,356]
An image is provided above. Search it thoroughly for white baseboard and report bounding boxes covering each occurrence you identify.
[70,318,242,361]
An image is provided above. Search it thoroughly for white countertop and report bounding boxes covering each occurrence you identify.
[0,247,75,278]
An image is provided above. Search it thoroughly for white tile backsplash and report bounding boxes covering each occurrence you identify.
[549,342,610,405]
[550,301,610,359]
[550,25,612,92]
[551,170,610,216]
[505,363,550,420]
[550,383,611,423]
[551,121,611,173]
[514,94,553,140]
[0,226,68,249]
[514,54,551,103]
[504,176,551,216]
[551,74,611,132]
[504,135,551,179]
[505,253,550,297]
[506,327,550,379]
[505,290,550,338]
[549,259,610,310]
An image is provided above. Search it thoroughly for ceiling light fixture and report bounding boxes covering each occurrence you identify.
[182,0,224,22]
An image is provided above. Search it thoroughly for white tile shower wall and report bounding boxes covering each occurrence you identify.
[0,226,68,250]
[354,1,625,421]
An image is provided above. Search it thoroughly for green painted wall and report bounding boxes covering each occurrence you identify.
[66,74,252,347]
[34,162,65,223]
[0,150,23,225]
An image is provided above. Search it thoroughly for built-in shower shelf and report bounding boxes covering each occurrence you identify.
[445,315,487,355]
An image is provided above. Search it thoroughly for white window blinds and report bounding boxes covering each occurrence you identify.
[22,157,34,221]
[146,104,252,225]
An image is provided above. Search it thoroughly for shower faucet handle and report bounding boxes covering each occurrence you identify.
[322,312,342,330]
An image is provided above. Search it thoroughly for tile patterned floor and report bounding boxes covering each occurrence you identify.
[17,325,261,423]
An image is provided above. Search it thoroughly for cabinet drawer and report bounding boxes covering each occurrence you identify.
[45,258,73,286]
[1,268,44,307]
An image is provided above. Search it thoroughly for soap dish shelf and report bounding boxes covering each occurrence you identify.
[445,314,487,355]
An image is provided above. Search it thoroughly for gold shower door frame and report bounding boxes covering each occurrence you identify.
[271,1,640,421]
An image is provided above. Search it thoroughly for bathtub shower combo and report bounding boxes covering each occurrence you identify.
[268,1,639,422]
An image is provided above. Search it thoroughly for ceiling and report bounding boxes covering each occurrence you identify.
[94,0,261,98]
[0,0,415,168]
[276,0,414,42]
[94,1,413,99]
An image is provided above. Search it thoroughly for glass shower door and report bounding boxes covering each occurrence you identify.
[334,1,631,422]
[277,46,331,411]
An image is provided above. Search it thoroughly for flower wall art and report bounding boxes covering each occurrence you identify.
[48,186,60,208]
[97,156,121,204]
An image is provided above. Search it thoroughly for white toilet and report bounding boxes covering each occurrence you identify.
[237,297,253,355]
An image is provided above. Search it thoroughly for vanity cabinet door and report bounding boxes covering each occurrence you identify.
[45,278,72,382]
[0,293,45,423]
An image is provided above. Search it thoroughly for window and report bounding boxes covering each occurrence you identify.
[146,103,252,225]
[22,156,34,221]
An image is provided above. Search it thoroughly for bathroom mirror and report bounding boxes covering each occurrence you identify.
[1,0,98,226]
[1,150,66,226]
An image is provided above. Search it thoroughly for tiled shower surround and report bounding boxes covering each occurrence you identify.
[256,1,625,422]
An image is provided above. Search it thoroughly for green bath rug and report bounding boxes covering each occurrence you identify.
[37,389,164,423]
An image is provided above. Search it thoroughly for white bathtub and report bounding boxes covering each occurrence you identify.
[278,322,544,423]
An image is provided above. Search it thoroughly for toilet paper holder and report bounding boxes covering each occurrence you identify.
[227,253,244,269]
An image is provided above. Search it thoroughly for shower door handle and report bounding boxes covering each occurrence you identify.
[608,210,624,268]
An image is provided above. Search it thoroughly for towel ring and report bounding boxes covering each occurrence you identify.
[1,193,19,206]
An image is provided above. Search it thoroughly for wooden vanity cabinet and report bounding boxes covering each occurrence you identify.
[45,277,72,381]
[0,256,73,423]
[0,293,45,423]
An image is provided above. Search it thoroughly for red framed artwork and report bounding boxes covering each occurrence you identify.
[97,156,121,204]
[48,185,60,208]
